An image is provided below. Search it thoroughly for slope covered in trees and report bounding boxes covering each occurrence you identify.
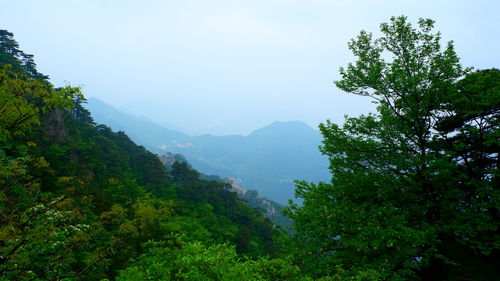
[160,152,293,230]
[0,30,299,280]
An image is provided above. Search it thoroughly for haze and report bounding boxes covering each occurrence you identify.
[1,0,498,135]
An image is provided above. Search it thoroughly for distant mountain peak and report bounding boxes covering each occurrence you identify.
[249,120,317,138]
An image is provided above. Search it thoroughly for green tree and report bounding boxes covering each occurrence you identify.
[287,16,498,280]
[0,66,79,142]
[0,67,108,280]
[116,240,303,281]
[171,160,200,185]
[0,30,47,79]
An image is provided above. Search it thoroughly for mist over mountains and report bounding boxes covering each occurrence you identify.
[85,97,330,204]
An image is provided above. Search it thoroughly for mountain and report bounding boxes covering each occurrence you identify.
[0,31,287,280]
[171,121,330,204]
[85,97,191,147]
[86,98,330,204]
[159,153,293,230]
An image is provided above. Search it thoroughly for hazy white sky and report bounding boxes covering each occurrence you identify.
[1,0,499,135]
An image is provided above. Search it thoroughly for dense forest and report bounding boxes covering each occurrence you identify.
[1,16,498,280]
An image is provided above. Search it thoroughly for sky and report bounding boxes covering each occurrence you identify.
[1,0,499,135]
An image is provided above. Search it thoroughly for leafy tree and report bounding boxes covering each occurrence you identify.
[116,240,303,281]
[287,16,498,280]
[171,160,200,185]
[0,30,47,79]
[0,66,78,141]
[0,67,107,280]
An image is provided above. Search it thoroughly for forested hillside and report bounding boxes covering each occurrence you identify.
[0,29,300,280]
[159,153,293,230]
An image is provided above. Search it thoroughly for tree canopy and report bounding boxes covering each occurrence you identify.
[286,16,499,280]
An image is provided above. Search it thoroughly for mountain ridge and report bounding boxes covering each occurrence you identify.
[85,97,330,204]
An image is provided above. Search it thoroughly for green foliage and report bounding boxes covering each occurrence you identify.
[0,66,78,140]
[0,30,47,80]
[0,30,286,280]
[117,240,303,281]
[287,16,499,280]
[0,37,98,279]
[170,160,284,258]
[162,154,293,230]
